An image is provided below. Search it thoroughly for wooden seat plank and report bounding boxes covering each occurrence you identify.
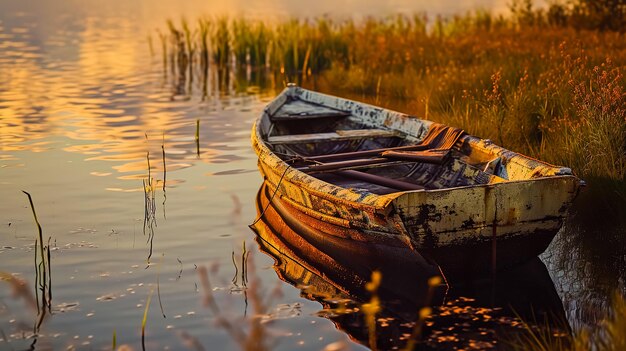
[271,99,351,121]
[271,111,352,121]
[267,129,400,145]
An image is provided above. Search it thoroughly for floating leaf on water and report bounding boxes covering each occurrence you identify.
[96,294,117,301]
[209,169,256,176]
[55,301,80,313]
[320,338,352,351]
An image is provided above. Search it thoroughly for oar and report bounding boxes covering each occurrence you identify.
[297,149,449,173]
[294,124,464,164]
[296,143,431,164]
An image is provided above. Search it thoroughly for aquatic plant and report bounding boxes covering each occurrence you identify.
[143,134,159,264]
[197,254,275,351]
[195,119,200,157]
[361,270,382,351]
[402,276,442,351]
[161,133,167,192]
[22,191,52,335]
[231,241,250,289]
[141,288,154,351]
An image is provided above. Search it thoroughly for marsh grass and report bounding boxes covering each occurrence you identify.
[361,270,382,351]
[22,191,52,335]
[141,288,154,351]
[402,276,442,351]
[197,255,277,351]
[161,133,166,193]
[156,254,167,319]
[160,10,626,189]
[195,119,200,157]
[142,174,156,263]
[231,241,250,289]
[143,139,157,264]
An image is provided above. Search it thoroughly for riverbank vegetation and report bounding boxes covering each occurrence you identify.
[158,1,625,196]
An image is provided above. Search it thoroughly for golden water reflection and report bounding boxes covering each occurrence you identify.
[1,2,623,345]
[0,11,274,190]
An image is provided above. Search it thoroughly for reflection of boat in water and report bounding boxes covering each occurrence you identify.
[251,182,570,350]
[251,85,582,273]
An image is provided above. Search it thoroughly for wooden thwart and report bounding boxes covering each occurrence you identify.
[267,129,400,145]
[271,111,351,121]
[381,149,449,164]
[270,99,351,121]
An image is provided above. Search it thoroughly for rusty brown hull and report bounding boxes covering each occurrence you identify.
[252,85,582,271]
[253,181,442,300]
[256,181,558,278]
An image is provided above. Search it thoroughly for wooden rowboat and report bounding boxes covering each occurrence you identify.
[251,84,582,274]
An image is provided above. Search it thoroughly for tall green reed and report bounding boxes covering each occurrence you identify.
[22,191,52,334]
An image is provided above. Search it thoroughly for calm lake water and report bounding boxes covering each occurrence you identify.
[1,1,623,350]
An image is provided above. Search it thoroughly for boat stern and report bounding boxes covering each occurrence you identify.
[391,175,581,271]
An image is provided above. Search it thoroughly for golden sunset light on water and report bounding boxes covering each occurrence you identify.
[0,1,624,350]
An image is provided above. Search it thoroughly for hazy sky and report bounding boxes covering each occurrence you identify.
[1,0,549,21]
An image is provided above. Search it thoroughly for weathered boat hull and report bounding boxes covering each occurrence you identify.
[255,180,561,278]
[252,86,581,272]
[253,181,442,300]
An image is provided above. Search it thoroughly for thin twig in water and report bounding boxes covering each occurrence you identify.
[231,250,239,284]
[176,257,183,281]
[162,132,166,192]
[157,254,166,318]
[195,119,200,157]
[241,241,248,286]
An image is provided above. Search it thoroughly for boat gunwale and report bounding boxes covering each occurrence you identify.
[252,86,581,211]
[258,177,574,243]
[253,125,579,209]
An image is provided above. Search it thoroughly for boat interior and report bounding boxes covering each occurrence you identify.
[263,95,511,195]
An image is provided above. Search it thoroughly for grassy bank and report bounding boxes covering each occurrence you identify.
[158,7,625,186]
